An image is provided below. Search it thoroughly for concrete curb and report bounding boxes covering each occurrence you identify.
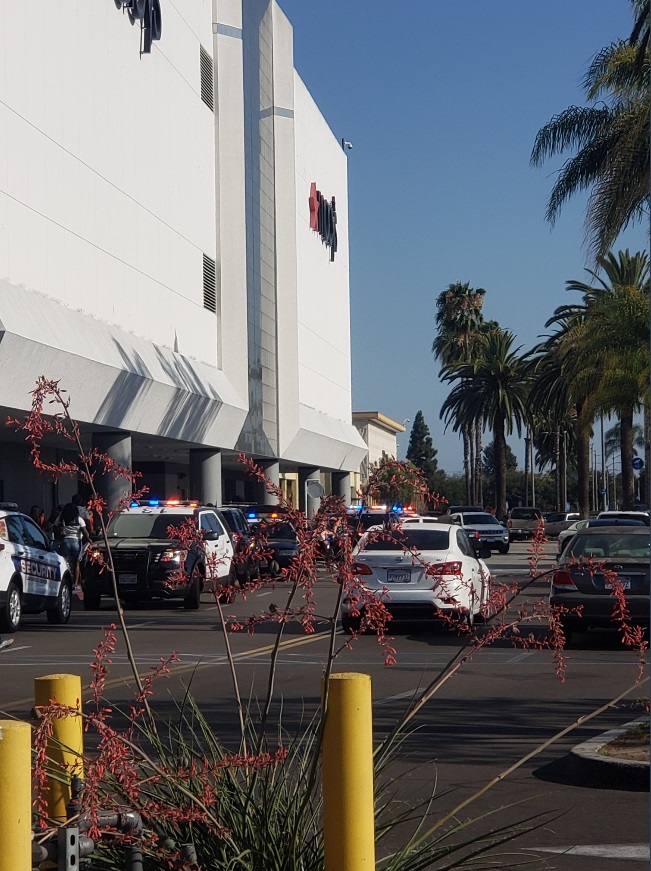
[568,718,649,791]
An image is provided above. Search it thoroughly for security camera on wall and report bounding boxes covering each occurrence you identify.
[341,139,354,150]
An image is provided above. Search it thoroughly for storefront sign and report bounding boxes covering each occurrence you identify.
[309,182,337,261]
[114,0,162,55]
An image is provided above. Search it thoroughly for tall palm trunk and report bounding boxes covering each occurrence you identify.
[475,422,483,506]
[576,429,591,518]
[468,421,476,504]
[493,416,507,521]
[462,425,472,504]
[620,409,635,509]
[644,402,650,508]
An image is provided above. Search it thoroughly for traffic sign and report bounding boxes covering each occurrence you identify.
[632,457,644,471]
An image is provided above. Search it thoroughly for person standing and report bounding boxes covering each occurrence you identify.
[59,502,91,592]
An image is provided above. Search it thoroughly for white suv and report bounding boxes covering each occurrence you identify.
[0,503,73,632]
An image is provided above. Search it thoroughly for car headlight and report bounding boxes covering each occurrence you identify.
[159,549,182,563]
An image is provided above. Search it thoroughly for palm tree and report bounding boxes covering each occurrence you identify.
[441,330,531,520]
[432,282,486,503]
[528,328,592,517]
[531,2,650,259]
[562,250,650,508]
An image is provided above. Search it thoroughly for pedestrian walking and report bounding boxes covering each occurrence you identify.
[58,502,91,594]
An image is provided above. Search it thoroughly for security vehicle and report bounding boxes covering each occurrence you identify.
[81,501,234,610]
[0,503,73,632]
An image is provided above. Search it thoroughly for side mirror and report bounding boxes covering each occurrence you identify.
[203,531,219,541]
[478,547,491,559]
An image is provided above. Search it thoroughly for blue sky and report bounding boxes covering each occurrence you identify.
[279,0,648,473]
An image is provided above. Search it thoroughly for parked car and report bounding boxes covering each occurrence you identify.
[345,508,401,543]
[0,503,74,632]
[81,502,234,610]
[439,511,511,554]
[596,510,650,525]
[550,526,650,642]
[219,506,261,583]
[544,511,581,538]
[252,520,300,575]
[341,523,491,632]
[557,517,647,556]
[506,507,543,541]
[446,505,483,515]
[241,504,292,524]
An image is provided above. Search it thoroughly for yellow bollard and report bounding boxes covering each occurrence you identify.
[322,672,375,871]
[0,720,32,871]
[34,673,84,823]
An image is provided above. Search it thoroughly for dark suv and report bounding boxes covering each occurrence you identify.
[81,503,234,610]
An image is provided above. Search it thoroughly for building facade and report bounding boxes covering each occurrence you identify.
[0,0,365,515]
[352,412,406,488]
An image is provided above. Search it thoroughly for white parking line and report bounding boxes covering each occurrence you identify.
[0,645,31,654]
[506,651,535,663]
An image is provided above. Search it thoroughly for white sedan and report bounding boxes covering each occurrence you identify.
[341,523,491,632]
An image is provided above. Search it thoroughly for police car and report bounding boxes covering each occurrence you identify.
[0,503,73,632]
[81,500,235,610]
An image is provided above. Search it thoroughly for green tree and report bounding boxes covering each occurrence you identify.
[562,250,650,509]
[531,1,650,258]
[432,282,486,504]
[441,330,531,521]
[405,411,439,492]
[366,453,428,509]
[483,440,518,476]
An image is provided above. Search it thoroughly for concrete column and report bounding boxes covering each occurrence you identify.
[92,432,132,513]
[331,471,352,506]
[189,449,222,506]
[256,460,280,504]
[299,467,322,519]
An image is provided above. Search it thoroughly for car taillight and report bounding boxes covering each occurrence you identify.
[507,520,513,529]
[552,569,577,589]
[430,561,462,575]
[352,562,373,575]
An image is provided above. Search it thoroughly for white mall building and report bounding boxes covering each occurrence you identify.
[0,0,366,514]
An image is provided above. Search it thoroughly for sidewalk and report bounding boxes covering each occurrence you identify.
[568,719,649,790]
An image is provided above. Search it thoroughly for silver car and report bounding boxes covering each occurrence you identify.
[443,512,511,554]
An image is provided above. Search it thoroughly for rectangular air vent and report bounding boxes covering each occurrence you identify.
[203,254,217,312]
[200,45,214,110]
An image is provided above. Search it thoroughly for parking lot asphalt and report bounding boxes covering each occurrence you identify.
[0,541,648,869]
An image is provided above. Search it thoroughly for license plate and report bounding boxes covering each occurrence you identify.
[387,569,411,583]
[604,578,631,590]
[119,574,138,586]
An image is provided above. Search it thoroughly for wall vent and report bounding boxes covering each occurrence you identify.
[200,45,214,111]
[203,254,217,313]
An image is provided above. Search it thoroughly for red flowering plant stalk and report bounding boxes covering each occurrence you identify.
[9,379,651,869]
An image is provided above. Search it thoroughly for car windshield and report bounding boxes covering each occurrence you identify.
[511,509,541,520]
[349,513,394,530]
[462,513,498,525]
[107,513,191,539]
[263,522,297,541]
[361,529,450,552]
[568,533,650,560]
[598,513,650,525]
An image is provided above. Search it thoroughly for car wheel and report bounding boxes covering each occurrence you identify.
[341,615,361,634]
[497,544,510,554]
[47,577,72,625]
[0,579,22,633]
[184,565,203,610]
[83,588,102,610]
